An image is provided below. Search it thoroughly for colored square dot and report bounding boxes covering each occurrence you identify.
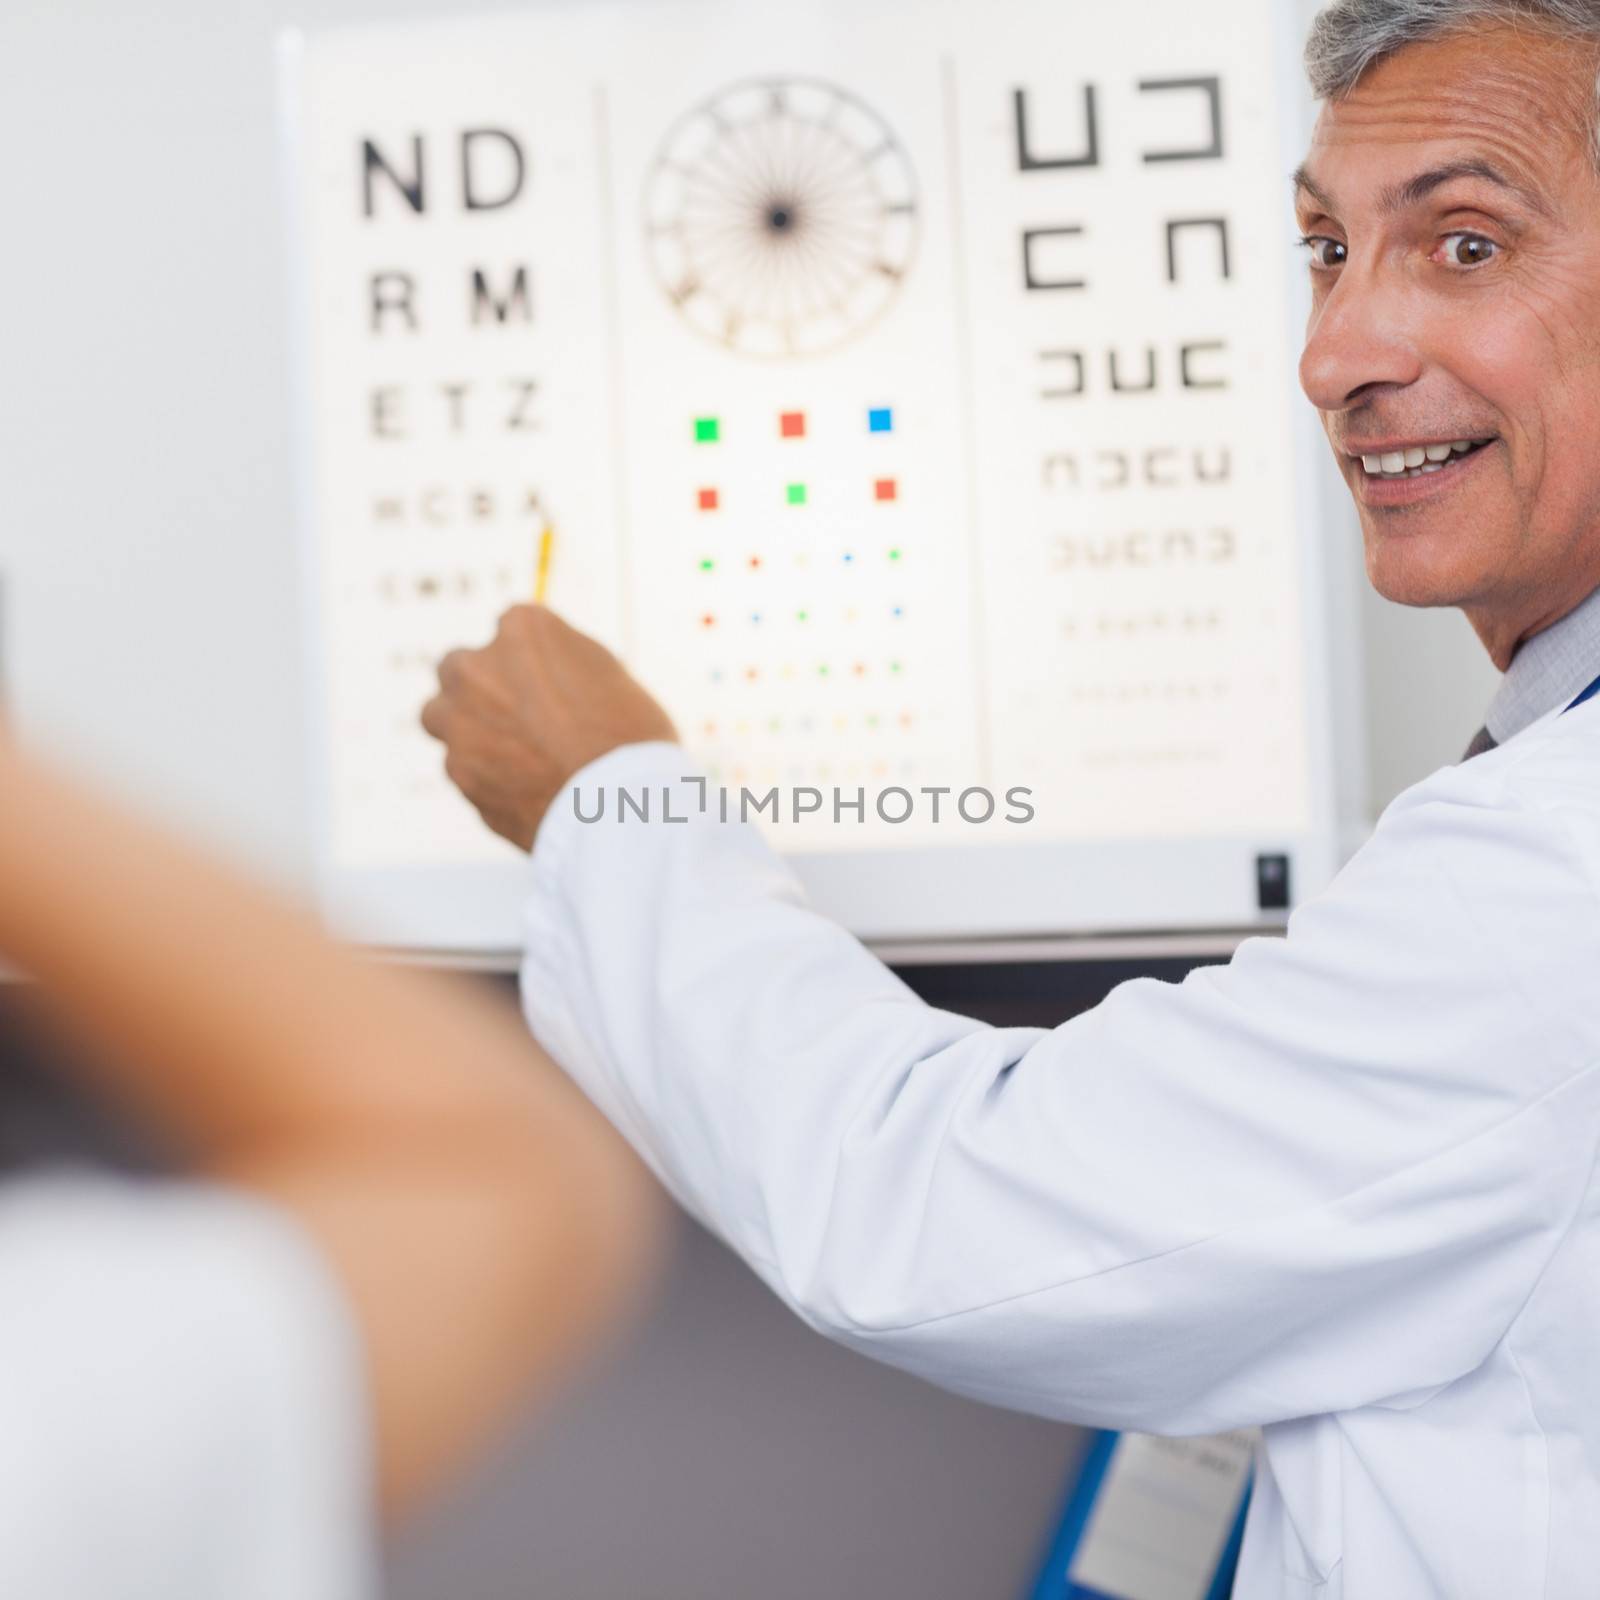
[697,487,720,511]
[868,407,894,433]
[694,416,720,443]
[780,411,806,438]
[786,482,807,506]
[874,478,898,502]
[699,557,715,570]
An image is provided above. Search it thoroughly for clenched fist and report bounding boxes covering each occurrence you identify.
[421,605,678,851]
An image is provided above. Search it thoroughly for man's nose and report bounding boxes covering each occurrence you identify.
[1298,269,1423,415]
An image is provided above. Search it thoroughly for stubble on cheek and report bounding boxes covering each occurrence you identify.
[1361,450,1530,611]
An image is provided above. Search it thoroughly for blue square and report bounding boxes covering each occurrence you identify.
[868,407,894,433]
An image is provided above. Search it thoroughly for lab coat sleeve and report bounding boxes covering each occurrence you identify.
[0,1173,375,1600]
[521,740,1600,1435]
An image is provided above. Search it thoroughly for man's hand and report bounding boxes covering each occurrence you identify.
[421,605,678,852]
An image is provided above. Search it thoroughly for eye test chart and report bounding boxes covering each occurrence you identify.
[282,0,1343,952]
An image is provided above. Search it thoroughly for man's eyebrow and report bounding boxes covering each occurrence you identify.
[1292,158,1552,220]
[1291,164,1336,216]
[1380,158,1552,217]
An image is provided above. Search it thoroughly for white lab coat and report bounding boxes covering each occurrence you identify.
[521,697,1600,1599]
[0,1172,373,1600]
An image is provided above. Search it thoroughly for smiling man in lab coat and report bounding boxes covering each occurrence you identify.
[422,4,1600,1595]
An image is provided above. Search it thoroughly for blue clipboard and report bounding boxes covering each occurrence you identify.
[1025,1430,1251,1600]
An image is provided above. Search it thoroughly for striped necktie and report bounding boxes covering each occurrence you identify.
[1461,725,1498,761]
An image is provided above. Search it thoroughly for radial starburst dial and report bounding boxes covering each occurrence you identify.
[644,79,920,359]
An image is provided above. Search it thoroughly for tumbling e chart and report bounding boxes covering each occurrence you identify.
[282,0,1341,950]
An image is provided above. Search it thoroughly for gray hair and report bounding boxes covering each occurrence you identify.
[1306,0,1600,150]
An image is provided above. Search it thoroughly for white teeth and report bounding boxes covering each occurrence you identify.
[1359,439,1487,477]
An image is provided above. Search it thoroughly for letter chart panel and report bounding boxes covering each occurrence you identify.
[290,0,1315,869]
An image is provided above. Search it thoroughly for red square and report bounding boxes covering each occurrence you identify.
[698,487,720,511]
[780,411,806,439]
[874,477,898,502]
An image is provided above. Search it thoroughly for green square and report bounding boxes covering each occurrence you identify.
[694,416,720,443]
[786,482,807,506]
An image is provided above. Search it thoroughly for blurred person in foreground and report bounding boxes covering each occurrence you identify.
[0,725,660,1599]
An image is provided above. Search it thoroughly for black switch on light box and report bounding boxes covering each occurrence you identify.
[1255,852,1291,912]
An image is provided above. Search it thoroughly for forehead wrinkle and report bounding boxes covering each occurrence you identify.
[1324,82,1579,150]
[1318,33,1597,181]
[1304,103,1584,222]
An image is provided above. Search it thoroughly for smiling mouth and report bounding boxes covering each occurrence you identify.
[1351,438,1495,479]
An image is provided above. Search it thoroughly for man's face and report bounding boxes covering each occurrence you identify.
[1297,27,1600,661]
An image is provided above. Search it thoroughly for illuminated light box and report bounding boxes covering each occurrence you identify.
[281,0,1342,953]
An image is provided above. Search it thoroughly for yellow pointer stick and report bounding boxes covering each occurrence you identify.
[533,521,555,604]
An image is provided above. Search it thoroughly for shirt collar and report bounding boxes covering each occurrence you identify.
[1485,582,1600,744]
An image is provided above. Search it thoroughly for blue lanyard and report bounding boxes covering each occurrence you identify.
[1568,674,1600,714]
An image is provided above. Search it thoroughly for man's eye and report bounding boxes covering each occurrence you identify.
[1299,236,1347,270]
[1437,232,1499,268]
